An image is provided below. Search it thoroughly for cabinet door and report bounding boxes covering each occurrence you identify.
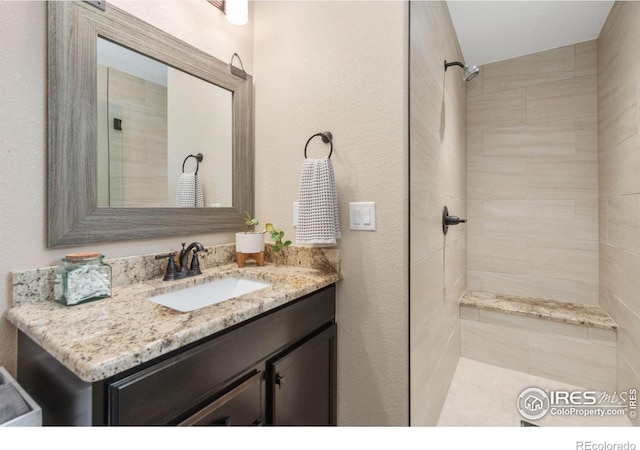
[269,323,337,426]
[178,371,263,426]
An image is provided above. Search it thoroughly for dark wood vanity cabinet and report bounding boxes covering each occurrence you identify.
[269,324,337,425]
[17,284,337,426]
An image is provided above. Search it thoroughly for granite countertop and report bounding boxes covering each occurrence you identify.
[7,246,341,383]
[461,289,617,330]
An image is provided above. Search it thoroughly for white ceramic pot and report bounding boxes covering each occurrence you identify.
[235,232,265,254]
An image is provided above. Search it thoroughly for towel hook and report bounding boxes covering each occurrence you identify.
[182,153,204,175]
[304,131,333,159]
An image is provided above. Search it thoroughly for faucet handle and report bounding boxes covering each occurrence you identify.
[188,249,203,276]
[155,253,178,281]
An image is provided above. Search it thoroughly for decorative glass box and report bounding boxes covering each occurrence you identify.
[54,252,112,306]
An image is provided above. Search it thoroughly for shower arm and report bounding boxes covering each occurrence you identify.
[444,60,465,71]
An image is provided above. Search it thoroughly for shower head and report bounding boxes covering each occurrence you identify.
[444,60,480,81]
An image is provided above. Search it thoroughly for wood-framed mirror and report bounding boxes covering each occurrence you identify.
[47,1,253,248]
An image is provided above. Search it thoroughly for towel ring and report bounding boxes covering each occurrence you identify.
[304,131,333,159]
[182,153,204,174]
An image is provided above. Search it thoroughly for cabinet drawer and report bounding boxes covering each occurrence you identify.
[178,371,263,426]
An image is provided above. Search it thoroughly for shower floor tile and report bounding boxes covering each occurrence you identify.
[437,357,632,427]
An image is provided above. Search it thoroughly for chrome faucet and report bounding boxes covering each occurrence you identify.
[178,242,205,278]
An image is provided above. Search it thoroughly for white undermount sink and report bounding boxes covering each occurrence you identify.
[149,277,272,312]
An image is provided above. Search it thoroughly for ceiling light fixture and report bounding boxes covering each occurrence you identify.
[225,0,248,26]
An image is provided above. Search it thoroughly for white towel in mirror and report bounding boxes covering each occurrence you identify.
[176,172,205,207]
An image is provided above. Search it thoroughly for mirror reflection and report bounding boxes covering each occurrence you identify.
[96,37,233,208]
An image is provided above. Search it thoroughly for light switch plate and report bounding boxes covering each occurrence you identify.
[349,202,376,231]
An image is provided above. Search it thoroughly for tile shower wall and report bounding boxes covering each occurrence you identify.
[466,42,599,305]
[597,0,640,416]
[97,66,168,207]
[409,2,467,426]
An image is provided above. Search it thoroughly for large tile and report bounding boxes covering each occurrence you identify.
[541,278,599,306]
[525,239,599,285]
[482,45,575,94]
[410,190,441,263]
[437,358,519,426]
[467,88,526,127]
[476,308,588,340]
[412,325,459,426]
[607,195,640,254]
[526,74,597,123]
[529,333,616,391]
[410,122,442,194]
[466,127,483,164]
[460,319,529,372]
[438,357,632,427]
[598,133,640,198]
[445,239,467,303]
[598,76,638,148]
[575,40,597,77]
[599,198,609,243]
[467,270,485,291]
[468,160,526,200]
[482,120,576,157]
[588,327,617,348]
[600,243,640,313]
[466,200,484,237]
[617,350,640,427]
[412,300,459,410]
[574,197,599,241]
[410,249,444,326]
[608,294,640,379]
[476,271,548,300]
[474,271,597,304]
[525,159,598,200]
[467,236,527,275]
[483,199,575,239]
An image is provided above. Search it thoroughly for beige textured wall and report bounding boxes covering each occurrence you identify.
[253,1,409,426]
[0,1,253,375]
[467,42,599,305]
[597,1,640,407]
[409,2,466,426]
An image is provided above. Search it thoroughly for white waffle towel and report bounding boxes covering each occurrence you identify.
[176,172,204,207]
[296,157,341,246]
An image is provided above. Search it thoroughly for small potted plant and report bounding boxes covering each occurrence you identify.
[265,223,291,266]
[236,212,266,267]
[236,212,265,252]
[236,212,292,267]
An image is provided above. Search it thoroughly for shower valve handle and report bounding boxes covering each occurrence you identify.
[442,206,467,235]
[446,216,466,225]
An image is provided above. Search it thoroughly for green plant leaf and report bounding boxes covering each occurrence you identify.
[265,223,274,232]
